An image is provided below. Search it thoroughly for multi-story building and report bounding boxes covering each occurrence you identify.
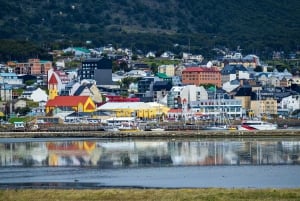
[9,59,52,75]
[0,73,23,86]
[153,80,172,103]
[158,64,175,77]
[182,66,221,87]
[136,77,160,102]
[0,84,12,101]
[167,85,208,108]
[80,58,113,85]
[250,98,278,117]
[190,99,242,118]
[280,95,300,112]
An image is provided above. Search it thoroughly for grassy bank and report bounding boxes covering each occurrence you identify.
[1,189,300,201]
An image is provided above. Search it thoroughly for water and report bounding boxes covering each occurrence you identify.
[0,137,300,189]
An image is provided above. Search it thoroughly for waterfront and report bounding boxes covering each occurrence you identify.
[1,137,300,189]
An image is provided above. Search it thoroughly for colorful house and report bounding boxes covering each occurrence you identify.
[45,96,96,114]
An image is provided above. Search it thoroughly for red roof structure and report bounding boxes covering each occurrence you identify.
[46,96,90,107]
[48,74,58,85]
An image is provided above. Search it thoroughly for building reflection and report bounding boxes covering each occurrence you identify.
[0,139,300,167]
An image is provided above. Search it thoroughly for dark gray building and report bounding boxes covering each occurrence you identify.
[80,58,113,85]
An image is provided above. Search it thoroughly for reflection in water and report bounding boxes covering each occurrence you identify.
[0,139,300,168]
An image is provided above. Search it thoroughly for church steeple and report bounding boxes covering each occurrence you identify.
[48,74,58,100]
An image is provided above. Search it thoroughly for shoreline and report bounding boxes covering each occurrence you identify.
[1,129,300,138]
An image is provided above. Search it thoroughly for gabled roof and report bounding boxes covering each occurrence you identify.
[221,64,248,75]
[48,74,58,84]
[46,96,90,107]
[156,73,169,79]
[73,84,93,96]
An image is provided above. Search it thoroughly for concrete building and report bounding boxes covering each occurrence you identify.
[80,58,113,85]
[158,65,175,77]
[182,66,221,87]
[0,73,23,86]
[9,59,52,75]
[250,98,278,117]
[97,102,169,119]
[280,95,300,113]
[167,85,208,109]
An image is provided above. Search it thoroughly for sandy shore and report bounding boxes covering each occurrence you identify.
[1,129,300,138]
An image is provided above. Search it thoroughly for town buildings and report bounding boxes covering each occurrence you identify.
[0,45,299,124]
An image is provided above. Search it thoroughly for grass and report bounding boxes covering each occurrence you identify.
[1,189,300,201]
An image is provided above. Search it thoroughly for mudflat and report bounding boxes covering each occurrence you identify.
[1,189,300,201]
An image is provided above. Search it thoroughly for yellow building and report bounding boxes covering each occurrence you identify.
[45,96,96,114]
[250,98,278,117]
[158,64,175,77]
[97,102,170,119]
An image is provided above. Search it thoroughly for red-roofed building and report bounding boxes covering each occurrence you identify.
[182,66,221,87]
[45,96,96,114]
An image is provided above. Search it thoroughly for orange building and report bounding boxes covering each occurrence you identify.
[45,96,96,114]
[8,59,52,75]
[182,66,221,87]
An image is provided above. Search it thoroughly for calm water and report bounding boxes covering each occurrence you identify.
[0,137,300,189]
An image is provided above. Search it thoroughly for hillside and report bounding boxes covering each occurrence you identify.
[0,0,300,58]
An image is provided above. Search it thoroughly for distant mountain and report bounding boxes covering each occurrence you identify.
[0,0,300,56]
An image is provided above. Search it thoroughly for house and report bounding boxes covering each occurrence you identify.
[222,79,240,93]
[60,81,81,96]
[45,96,96,114]
[160,51,175,59]
[126,70,147,77]
[73,83,103,104]
[280,95,300,112]
[146,51,156,58]
[30,101,46,116]
[14,99,27,109]
[20,87,48,102]
[182,52,204,63]
[63,47,91,58]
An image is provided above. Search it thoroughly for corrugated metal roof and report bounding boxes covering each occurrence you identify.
[97,102,152,110]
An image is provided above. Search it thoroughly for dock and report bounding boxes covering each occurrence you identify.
[1,129,300,138]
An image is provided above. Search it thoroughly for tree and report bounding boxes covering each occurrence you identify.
[119,61,129,72]
[15,106,31,116]
[151,63,158,74]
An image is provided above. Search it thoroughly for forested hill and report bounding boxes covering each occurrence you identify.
[0,0,300,56]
